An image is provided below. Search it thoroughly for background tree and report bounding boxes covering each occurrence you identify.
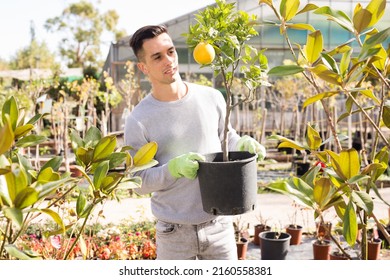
[44,0,126,70]
[9,40,57,70]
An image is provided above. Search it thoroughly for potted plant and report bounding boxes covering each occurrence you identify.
[184,0,269,215]
[312,237,332,260]
[261,0,390,259]
[285,202,304,245]
[233,215,250,260]
[253,211,271,246]
[259,228,291,260]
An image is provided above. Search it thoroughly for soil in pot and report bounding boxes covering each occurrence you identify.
[286,225,303,245]
[198,151,258,215]
[329,250,349,260]
[253,224,271,246]
[312,239,331,260]
[259,231,291,260]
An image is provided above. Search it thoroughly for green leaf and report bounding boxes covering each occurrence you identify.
[359,89,380,104]
[76,147,94,167]
[36,177,73,200]
[351,190,374,215]
[297,3,319,15]
[353,4,372,33]
[41,156,63,172]
[280,0,299,21]
[40,208,65,233]
[275,138,306,151]
[37,167,61,183]
[106,152,127,170]
[314,6,354,33]
[0,117,14,155]
[266,179,315,209]
[306,124,322,150]
[15,135,47,148]
[366,0,386,27]
[2,96,19,130]
[3,207,23,228]
[267,65,304,76]
[337,106,374,122]
[92,135,116,162]
[14,187,38,209]
[343,200,358,246]
[347,174,370,185]
[306,30,323,64]
[14,124,34,139]
[93,160,109,190]
[76,192,87,217]
[286,23,316,32]
[339,48,352,77]
[313,177,331,209]
[4,244,42,260]
[84,126,102,147]
[69,128,85,150]
[133,141,158,166]
[130,159,159,173]
[383,105,390,128]
[26,113,44,125]
[360,27,390,58]
[321,53,339,74]
[303,91,339,108]
[100,173,123,194]
[340,148,360,179]
[309,64,342,86]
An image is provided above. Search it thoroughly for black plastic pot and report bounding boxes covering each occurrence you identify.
[259,231,291,260]
[198,151,258,215]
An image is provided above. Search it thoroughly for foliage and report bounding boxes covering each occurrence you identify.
[44,0,126,69]
[9,40,58,70]
[0,96,158,260]
[184,0,270,161]
[262,0,390,260]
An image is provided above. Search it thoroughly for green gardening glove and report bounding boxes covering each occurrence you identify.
[168,152,206,180]
[236,135,267,161]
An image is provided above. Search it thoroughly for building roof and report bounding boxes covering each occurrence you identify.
[0,68,83,81]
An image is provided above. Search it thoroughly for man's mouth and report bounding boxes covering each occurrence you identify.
[164,66,177,75]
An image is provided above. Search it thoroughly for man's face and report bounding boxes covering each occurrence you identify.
[137,33,180,85]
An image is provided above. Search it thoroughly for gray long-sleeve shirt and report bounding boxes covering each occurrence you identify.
[124,82,240,224]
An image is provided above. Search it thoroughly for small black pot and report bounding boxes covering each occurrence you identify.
[198,151,258,215]
[259,232,291,260]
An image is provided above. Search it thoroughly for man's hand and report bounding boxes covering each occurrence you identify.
[168,152,206,179]
[236,135,266,161]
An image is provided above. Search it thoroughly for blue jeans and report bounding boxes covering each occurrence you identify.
[155,216,237,260]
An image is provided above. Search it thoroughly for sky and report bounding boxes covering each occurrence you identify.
[0,0,215,61]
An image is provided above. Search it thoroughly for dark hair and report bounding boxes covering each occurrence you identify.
[129,25,168,60]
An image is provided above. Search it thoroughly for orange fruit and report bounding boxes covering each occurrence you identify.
[193,42,215,65]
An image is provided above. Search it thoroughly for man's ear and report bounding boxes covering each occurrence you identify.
[137,62,148,75]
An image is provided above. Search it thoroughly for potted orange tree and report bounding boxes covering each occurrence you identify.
[184,0,269,215]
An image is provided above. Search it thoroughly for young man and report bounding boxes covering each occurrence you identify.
[124,25,266,260]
